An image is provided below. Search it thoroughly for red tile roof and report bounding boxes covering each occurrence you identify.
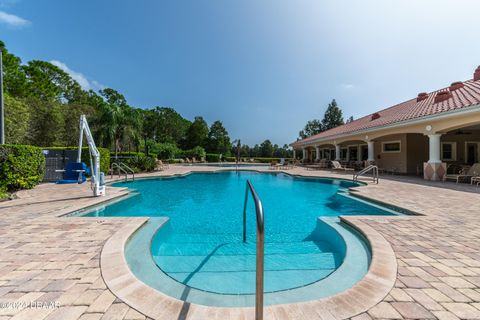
[293,78,480,146]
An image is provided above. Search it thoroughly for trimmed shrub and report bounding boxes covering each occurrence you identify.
[206,153,221,162]
[0,144,45,192]
[123,154,156,172]
[156,143,181,160]
[253,157,292,163]
[184,146,206,160]
[46,146,110,174]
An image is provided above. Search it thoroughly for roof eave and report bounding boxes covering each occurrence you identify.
[292,103,480,148]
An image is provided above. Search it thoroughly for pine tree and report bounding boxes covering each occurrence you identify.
[322,99,344,130]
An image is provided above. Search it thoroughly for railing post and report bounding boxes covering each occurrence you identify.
[242,184,248,243]
[243,180,264,320]
[256,211,264,320]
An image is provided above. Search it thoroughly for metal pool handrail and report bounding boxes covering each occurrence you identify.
[242,180,264,320]
[353,164,379,184]
[110,162,135,182]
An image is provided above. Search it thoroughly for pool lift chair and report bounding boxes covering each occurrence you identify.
[55,115,106,197]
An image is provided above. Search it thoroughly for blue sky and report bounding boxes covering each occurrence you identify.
[1,0,480,145]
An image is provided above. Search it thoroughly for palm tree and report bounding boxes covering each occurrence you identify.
[92,88,141,158]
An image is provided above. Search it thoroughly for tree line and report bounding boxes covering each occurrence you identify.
[298,99,353,139]
[1,41,291,159]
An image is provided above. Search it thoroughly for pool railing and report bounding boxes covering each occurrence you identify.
[242,180,265,320]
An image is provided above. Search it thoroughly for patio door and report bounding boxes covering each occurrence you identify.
[466,142,479,164]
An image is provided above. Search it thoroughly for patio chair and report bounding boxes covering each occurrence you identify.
[444,163,480,183]
[471,176,480,187]
[331,160,354,173]
[269,160,280,170]
[283,160,294,170]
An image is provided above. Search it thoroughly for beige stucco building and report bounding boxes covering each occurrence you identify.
[291,66,480,181]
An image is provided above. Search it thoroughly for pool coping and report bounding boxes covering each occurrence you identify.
[100,213,397,319]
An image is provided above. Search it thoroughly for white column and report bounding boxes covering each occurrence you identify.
[302,148,307,160]
[315,146,320,161]
[335,145,341,160]
[293,149,296,159]
[367,141,375,161]
[428,134,442,163]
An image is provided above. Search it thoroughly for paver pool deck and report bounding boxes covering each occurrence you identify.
[0,165,480,320]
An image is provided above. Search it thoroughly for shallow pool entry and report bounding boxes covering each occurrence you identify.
[151,222,344,294]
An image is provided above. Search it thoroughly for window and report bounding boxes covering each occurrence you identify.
[382,141,401,153]
[442,142,456,161]
[340,148,348,160]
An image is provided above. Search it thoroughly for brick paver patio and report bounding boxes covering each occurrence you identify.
[0,165,479,319]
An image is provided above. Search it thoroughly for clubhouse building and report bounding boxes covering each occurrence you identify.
[291,66,480,181]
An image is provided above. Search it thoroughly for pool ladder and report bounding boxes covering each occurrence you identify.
[110,162,135,182]
[242,180,265,320]
[353,164,379,184]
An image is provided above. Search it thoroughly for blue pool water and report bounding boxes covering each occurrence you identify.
[85,171,398,297]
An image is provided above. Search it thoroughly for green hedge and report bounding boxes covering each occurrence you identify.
[0,144,45,192]
[183,146,206,160]
[223,157,293,163]
[206,153,221,162]
[110,151,145,158]
[46,146,110,173]
[253,157,293,163]
[122,155,157,172]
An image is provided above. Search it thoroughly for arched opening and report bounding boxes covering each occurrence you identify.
[440,123,480,166]
[337,140,368,164]
[317,144,335,161]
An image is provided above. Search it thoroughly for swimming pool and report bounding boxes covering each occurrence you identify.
[83,171,400,306]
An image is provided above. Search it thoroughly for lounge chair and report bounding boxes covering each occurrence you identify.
[444,163,480,184]
[156,160,169,171]
[331,160,354,173]
[155,160,164,171]
[309,159,329,170]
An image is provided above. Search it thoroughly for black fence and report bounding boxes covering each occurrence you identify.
[42,149,78,182]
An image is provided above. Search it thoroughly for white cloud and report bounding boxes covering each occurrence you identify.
[0,10,29,27]
[50,60,104,91]
[341,83,355,89]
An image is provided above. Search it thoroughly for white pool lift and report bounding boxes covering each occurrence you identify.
[78,115,106,197]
